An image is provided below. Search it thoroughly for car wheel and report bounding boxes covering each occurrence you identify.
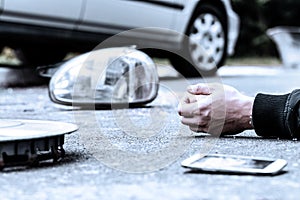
[170,4,227,77]
[16,47,66,67]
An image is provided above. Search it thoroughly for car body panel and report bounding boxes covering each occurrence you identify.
[0,0,240,71]
[77,0,181,47]
[1,0,83,29]
[221,0,240,55]
[79,0,176,33]
[76,0,239,55]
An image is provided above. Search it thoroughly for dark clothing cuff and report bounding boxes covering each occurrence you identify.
[252,93,290,138]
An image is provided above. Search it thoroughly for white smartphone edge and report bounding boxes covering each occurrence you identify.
[181,154,288,175]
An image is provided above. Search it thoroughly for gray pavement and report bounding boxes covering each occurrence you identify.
[1,65,300,200]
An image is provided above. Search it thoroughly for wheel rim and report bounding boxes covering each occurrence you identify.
[188,13,225,71]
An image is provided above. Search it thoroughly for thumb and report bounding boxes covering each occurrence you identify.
[187,83,211,95]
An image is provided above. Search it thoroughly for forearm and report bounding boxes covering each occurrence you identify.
[223,95,254,134]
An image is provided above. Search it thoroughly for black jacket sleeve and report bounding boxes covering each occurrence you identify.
[252,89,300,139]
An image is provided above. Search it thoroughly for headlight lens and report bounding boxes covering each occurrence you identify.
[49,47,159,108]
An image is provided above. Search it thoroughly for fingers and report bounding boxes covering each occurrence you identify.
[189,126,209,133]
[179,83,221,134]
[181,115,211,127]
[179,102,211,133]
[187,83,212,95]
[187,83,226,96]
[178,102,198,117]
[178,97,210,117]
[182,93,197,104]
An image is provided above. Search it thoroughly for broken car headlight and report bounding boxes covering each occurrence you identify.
[49,47,159,108]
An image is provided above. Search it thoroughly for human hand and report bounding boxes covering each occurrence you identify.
[178,83,254,135]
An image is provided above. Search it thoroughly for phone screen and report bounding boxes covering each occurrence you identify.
[191,155,273,169]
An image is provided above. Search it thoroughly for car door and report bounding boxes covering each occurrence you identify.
[0,0,83,29]
[78,0,179,39]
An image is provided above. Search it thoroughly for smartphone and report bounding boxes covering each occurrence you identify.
[181,154,287,175]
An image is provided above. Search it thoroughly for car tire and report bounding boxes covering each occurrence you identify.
[170,4,228,77]
[16,47,66,67]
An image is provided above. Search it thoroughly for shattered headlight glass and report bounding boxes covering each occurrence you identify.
[49,47,159,108]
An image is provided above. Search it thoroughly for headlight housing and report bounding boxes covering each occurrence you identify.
[49,47,159,108]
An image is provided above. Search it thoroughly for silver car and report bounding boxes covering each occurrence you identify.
[0,0,239,76]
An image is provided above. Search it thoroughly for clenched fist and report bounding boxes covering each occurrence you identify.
[178,83,254,135]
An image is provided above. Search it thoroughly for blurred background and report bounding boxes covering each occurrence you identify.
[1,0,300,86]
[2,0,297,67]
[229,0,300,64]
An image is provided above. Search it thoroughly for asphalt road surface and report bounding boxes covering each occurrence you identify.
[1,65,300,200]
